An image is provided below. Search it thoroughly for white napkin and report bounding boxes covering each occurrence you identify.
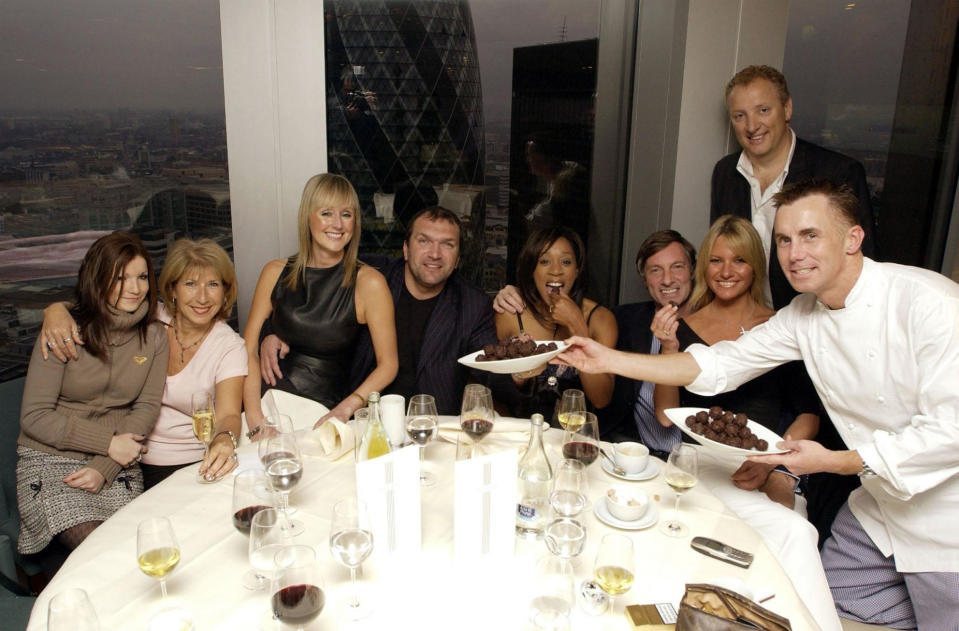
[297,418,354,460]
[437,417,541,445]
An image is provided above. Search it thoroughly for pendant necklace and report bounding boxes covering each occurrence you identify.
[172,315,207,364]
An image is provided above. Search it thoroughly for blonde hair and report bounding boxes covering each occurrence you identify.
[284,173,361,290]
[159,238,238,320]
[687,215,766,312]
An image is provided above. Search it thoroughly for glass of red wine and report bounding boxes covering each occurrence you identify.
[270,545,324,630]
[561,412,600,467]
[460,384,494,445]
[232,469,272,536]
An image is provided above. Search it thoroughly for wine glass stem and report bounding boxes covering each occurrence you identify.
[349,566,360,607]
[672,493,682,523]
[418,444,425,462]
[159,577,168,598]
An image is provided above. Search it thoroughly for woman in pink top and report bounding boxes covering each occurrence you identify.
[41,239,248,489]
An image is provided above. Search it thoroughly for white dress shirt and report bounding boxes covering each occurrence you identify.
[736,129,797,307]
[685,258,959,573]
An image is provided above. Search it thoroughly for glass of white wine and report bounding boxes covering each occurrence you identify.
[556,388,586,432]
[191,391,216,484]
[137,517,181,598]
[593,533,635,610]
[329,498,374,620]
[47,588,100,631]
[406,394,438,486]
[660,443,699,538]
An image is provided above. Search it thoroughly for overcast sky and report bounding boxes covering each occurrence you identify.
[0,0,597,115]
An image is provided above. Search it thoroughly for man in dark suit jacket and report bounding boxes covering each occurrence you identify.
[599,230,696,457]
[711,65,876,309]
[262,206,509,416]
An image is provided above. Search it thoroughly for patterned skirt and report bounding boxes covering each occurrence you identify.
[16,446,143,554]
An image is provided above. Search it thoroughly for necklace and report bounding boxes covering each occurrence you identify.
[172,315,210,364]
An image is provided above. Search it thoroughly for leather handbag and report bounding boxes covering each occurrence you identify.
[676,584,791,631]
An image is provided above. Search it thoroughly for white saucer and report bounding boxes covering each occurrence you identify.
[593,499,658,531]
[601,457,660,481]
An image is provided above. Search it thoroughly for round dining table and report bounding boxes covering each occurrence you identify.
[25,412,823,631]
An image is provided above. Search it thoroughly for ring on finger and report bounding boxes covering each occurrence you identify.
[63,337,71,343]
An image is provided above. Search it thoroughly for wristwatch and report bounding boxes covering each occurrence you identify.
[213,430,238,449]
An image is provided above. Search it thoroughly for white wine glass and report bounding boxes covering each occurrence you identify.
[549,459,587,518]
[258,414,295,462]
[406,394,438,486]
[271,545,324,630]
[660,444,699,538]
[593,533,635,610]
[191,391,216,483]
[556,389,586,432]
[48,588,100,631]
[262,432,305,536]
[137,517,180,598]
[246,507,292,590]
[460,384,494,444]
[329,498,374,620]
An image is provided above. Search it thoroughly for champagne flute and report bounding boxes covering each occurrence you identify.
[561,412,599,467]
[271,545,325,630]
[137,517,180,598]
[406,394,438,486]
[660,444,699,538]
[556,389,586,432]
[460,384,494,444]
[246,507,292,590]
[593,533,635,610]
[191,391,216,483]
[48,588,99,631]
[549,459,587,517]
[262,432,305,536]
[232,469,272,535]
[329,498,374,620]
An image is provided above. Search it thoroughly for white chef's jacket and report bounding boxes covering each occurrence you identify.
[686,258,959,573]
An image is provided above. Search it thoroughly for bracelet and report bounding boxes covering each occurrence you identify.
[213,430,238,449]
[349,391,366,406]
[245,426,261,440]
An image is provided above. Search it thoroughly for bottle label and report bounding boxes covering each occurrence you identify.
[517,503,537,522]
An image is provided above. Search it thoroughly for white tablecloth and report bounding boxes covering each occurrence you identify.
[27,405,825,630]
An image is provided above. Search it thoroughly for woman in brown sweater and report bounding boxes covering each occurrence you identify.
[16,232,168,553]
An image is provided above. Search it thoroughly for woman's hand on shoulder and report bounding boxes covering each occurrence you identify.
[63,467,105,494]
[40,302,82,362]
[650,303,681,353]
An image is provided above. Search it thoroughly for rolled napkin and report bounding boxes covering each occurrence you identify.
[437,417,545,445]
[297,418,355,460]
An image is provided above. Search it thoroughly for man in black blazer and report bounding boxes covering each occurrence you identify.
[262,206,511,415]
[711,65,876,309]
[599,230,696,457]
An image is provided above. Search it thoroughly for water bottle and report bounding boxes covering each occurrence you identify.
[516,413,552,538]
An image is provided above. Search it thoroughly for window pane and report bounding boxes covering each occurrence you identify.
[0,1,231,381]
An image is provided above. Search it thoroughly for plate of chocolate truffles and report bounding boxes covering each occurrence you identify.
[663,407,789,456]
[457,334,568,374]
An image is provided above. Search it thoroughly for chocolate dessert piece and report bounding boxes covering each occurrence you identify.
[684,406,770,451]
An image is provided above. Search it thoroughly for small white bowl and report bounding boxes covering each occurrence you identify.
[605,486,649,522]
[614,441,649,474]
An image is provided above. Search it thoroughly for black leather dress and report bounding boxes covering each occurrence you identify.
[268,258,360,408]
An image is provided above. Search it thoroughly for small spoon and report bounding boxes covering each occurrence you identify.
[598,448,627,477]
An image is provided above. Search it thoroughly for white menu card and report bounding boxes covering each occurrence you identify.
[454,448,518,561]
[355,445,422,558]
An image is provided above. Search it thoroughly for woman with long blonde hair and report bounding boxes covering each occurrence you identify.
[243,174,397,430]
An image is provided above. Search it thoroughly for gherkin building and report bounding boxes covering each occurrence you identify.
[325,0,486,273]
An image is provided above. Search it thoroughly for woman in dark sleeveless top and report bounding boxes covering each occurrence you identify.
[494,227,618,424]
[243,174,397,431]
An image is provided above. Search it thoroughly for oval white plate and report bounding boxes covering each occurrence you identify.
[457,341,568,374]
[663,407,788,456]
[593,498,658,531]
[600,457,660,481]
